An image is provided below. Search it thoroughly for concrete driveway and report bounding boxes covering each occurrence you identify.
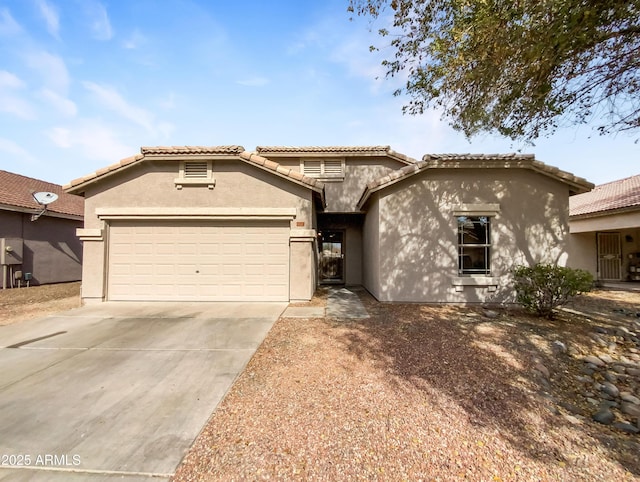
[0,302,286,481]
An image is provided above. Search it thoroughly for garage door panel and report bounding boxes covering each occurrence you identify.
[108,221,290,301]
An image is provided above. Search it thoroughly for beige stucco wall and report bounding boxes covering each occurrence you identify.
[567,232,597,275]
[568,210,640,280]
[78,158,316,302]
[263,156,404,213]
[362,193,381,299]
[568,228,640,280]
[570,210,640,233]
[0,211,82,286]
[325,158,405,213]
[364,168,573,303]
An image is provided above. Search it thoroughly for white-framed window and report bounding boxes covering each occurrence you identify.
[174,161,215,189]
[457,215,491,275]
[300,158,345,180]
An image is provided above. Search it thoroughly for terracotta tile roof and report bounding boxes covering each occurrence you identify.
[238,151,324,191]
[570,174,640,217]
[0,170,84,218]
[358,153,593,209]
[422,153,536,161]
[142,145,245,155]
[64,146,325,202]
[256,146,417,164]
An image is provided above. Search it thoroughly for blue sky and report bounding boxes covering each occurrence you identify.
[0,0,638,187]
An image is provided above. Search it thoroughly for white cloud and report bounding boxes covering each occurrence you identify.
[158,92,176,110]
[82,0,113,41]
[0,94,37,120]
[38,88,77,117]
[25,50,70,94]
[36,0,60,39]
[0,71,36,119]
[0,137,36,162]
[0,8,22,36]
[0,70,25,89]
[82,81,156,134]
[122,29,147,49]
[236,77,269,87]
[46,119,133,163]
[46,126,72,147]
[157,121,175,139]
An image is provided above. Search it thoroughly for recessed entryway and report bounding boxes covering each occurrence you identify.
[319,230,345,284]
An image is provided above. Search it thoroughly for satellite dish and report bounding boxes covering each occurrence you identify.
[32,191,59,206]
[31,191,59,221]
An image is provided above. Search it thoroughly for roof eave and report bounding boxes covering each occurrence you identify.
[64,154,145,195]
[569,204,640,220]
[256,146,417,165]
[0,202,83,220]
[357,156,594,209]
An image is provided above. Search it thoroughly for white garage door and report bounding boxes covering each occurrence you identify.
[107,220,290,301]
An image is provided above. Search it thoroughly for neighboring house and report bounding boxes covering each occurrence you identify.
[64,146,591,304]
[569,175,640,283]
[0,170,84,288]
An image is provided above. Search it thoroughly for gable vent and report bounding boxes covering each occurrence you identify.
[324,159,343,175]
[303,160,322,176]
[184,162,208,178]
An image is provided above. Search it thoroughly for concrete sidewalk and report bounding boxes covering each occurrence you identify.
[326,287,370,319]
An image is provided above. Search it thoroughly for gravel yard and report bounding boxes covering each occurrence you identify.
[0,281,80,326]
[173,288,640,481]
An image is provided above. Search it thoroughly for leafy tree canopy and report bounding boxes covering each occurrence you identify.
[348,0,640,141]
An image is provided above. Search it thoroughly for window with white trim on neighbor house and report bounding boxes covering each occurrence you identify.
[457,216,491,275]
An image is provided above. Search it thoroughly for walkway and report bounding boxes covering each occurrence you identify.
[281,287,370,319]
[326,287,369,319]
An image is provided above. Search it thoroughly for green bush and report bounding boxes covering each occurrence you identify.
[512,264,594,319]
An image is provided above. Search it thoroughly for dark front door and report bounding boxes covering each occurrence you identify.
[319,231,344,283]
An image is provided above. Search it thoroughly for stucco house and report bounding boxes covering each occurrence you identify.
[64,146,592,304]
[0,170,84,288]
[569,175,640,283]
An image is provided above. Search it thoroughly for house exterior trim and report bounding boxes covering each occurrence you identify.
[95,207,297,220]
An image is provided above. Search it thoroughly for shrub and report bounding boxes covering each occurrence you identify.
[512,264,594,319]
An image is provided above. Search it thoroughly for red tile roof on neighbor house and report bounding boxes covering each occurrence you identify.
[570,174,640,217]
[0,170,84,218]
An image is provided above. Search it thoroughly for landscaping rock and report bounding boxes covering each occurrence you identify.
[595,326,609,334]
[584,355,606,367]
[613,422,640,434]
[601,382,620,398]
[551,340,567,355]
[620,392,640,405]
[612,365,627,374]
[621,402,640,417]
[483,310,499,319]
[616,326,631,337]
[559,401,581,414]
[608,343,618,353]
[534,363,550,379]
[586,397,599,405]
[592,409,615,425]
[628,368,640,377]
[599,354,614,364]
[575,375,593,384]
[581,366,596,376]
[604,372,618,383]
